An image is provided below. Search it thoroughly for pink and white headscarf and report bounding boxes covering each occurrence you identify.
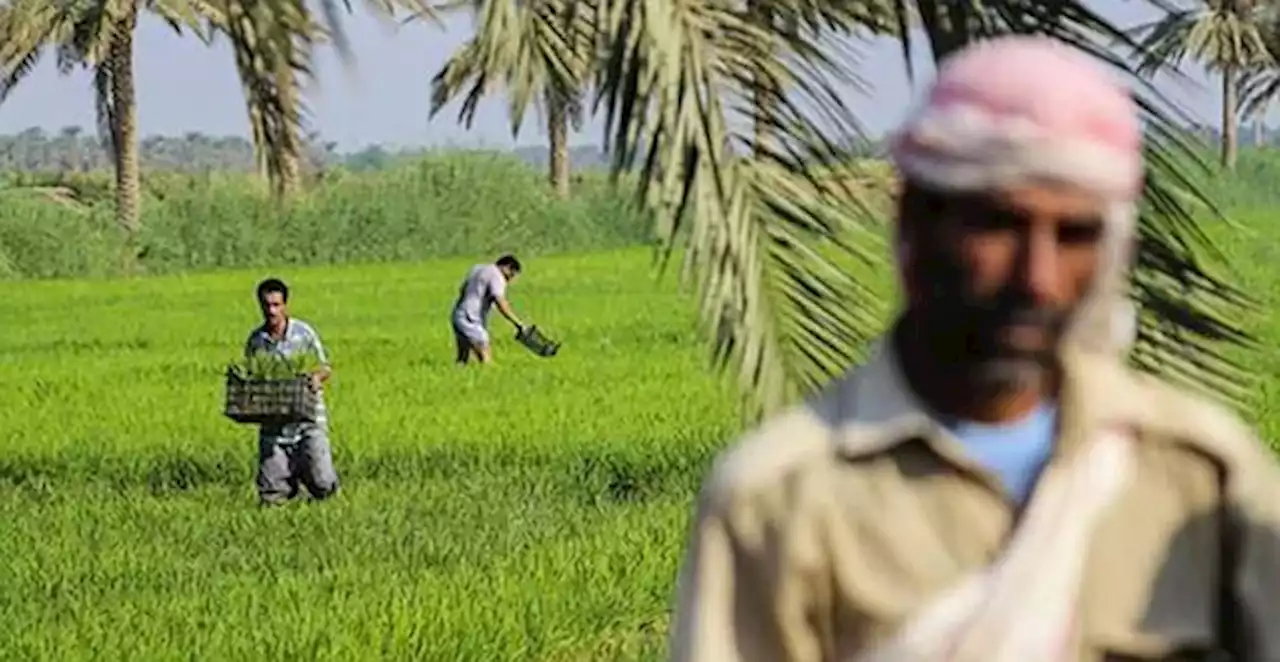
[887,36,1144,355]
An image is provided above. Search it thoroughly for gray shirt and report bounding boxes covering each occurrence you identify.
[244,317,330,438]
[452,263,507,325]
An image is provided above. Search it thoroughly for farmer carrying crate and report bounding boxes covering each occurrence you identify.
[237,277,340,506]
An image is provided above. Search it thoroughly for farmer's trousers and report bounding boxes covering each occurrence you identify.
[257,420,340,505]
[451,309,490,347]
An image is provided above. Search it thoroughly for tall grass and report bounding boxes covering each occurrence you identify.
[6,141,1272,282]
[0,151,653,280]
[1172,146,1280,211]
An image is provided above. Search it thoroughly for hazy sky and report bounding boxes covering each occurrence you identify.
[0,1,1231,152]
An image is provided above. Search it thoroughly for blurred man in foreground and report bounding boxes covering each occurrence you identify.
[669,36,1280,661]
[246,277,340,506]
[451,254,526,364]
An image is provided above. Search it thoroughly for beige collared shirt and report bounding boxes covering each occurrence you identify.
[669,336,1280,661]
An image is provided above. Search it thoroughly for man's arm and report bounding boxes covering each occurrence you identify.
[495,296,523,332]
[669,464,827,662]
[1221,421,1280,659]
[488,272,524,331]
[306,327,332,386]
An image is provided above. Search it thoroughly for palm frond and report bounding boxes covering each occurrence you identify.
[428,0,592,136]
[1129,10,1198,73]
[0,0,213,155]
[58,0,114,72]
[1239,4,1280,120]
[575,0,1258,419]
[1131,5,1270,75]
[356,0,440,25]
[149,0,222,40]
[214,0,322,197]
[212,0,431,198]
[0,0,70,103]
[585,0,890,417]
[93,62,119,159]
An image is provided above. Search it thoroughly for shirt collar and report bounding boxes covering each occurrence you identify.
[828,328,1137,462]
[257,318,293,342]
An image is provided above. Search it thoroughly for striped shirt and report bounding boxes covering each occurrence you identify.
[244,318,330,438]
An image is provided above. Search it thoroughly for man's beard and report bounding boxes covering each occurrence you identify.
[914,281,1073,391]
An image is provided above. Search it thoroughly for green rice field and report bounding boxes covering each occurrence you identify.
[0,250,743,660]
[7,148,1280,660]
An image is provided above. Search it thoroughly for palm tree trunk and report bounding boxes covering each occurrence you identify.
[110,5,142,266]
[1223,63,1239,170]
[274,61,302,199]
[547,92,570,199]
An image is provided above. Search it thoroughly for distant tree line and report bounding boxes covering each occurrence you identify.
[0,125,624,175]
[0,122,1260,180]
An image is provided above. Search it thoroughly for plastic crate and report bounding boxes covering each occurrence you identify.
[223,369,319,425]
[516,325,561,357]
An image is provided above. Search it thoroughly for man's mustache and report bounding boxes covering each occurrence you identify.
[932,290,1066,327]
[993,306,1066,328]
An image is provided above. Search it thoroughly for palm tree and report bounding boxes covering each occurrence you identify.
[427,0,594,198]
[0,0,212,260]
[1239,4,1280,149]
[210,0,312,199]
[1131,0,1272,170]
[530,0,1257,420]
[207,0,434,200]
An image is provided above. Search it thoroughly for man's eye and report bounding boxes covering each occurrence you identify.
[1059,221,1103,245]
[961,209,1019,231]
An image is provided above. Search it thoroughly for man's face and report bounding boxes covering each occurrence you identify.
[897,180,1108,388]
[259,291,287,329]
[500,266,519,284]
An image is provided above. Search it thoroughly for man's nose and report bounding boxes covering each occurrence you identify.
[1016,230,1062,304]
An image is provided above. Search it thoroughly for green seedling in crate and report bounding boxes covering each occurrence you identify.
[228,350,324,381]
